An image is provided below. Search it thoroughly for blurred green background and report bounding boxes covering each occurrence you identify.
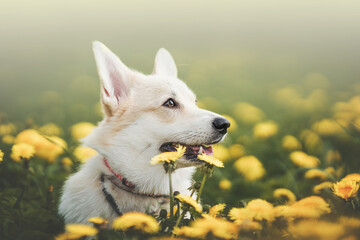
[1,0,359,124]
[1,1,360,239]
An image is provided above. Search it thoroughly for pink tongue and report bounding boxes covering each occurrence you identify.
[204,146,214,156]
[190,146,214,156]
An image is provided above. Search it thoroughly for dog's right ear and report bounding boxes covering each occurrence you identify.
[153,48,177,78]
[92,41,131,118]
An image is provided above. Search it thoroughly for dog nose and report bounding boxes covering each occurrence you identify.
[212,117,231,134]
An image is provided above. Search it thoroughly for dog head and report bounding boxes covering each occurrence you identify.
[84,42,230,171]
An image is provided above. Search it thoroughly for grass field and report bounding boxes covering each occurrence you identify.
[1,64,360,239]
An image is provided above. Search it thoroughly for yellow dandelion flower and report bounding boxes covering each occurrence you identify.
[289,219,344,240]
[312,118,345,137]
[293,196,330,209]
[61,157,73,166]
[15,129,67,162]
[221,114,237,132]
[36,136,67,162]
[150,145,186,165]
[253,121,278,139]
[229,207,264,228]
[273,87,299,107]
[289,151,320,168]
[55,232,84,240]
[71,122,95,140]
[174,214,238,239]
[197,153,224,168]
[212,144,231,162]
[237,219,262,231]
[332,179,359,201]
[15,129,44,146]
[338,216,360,229]
[299,129,323,153]
[336,166,345,178]
[354,117,360,131]
[11,143,35,160]
[246,199,275,222]
[325,150,341,164]
[65,224,98,237]
[0,150,3,162]
[233,102,265,124]
[176,194,202,213]
[11,152,20,162]
[88,217,108,225]
[349,95,360,106]
[229,199,275,223]
[313,181,333,194]
[228,208,263,230]
[209,203,226,217]
[0,123,16,136]
[73,146,97,163]
[273,188,296,204]
[333,101,352,112]
[342,173,360,182]
[325,167,336,176]
[173,226,205,239]
[274,205,291,218]
[39,123,63,136]
[304,169,328,181]
[333,111,354,128]
[286,196,331,219]
[219,179,232,190]
[234,156,265,181]
[228,144,245,159]
[341,236,357,240]
[282,135,302,151]
[196,214,238,239]
[2,135,15,144]
[112,212,160,234]
[229,207,255,224]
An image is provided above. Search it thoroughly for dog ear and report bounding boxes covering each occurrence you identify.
[153,48,177,78]
[92,41,131,117]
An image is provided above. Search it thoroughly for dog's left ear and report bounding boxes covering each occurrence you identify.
[153,48,177,78]
[92,41,132,118]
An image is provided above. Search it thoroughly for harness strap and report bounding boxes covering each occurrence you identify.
[107,175,170,198]
[103,158,135,188]
[100,174,122,216]
[101,158,171,216]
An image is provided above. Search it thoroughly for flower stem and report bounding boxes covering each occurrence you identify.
[14,158,30,209]
[196,173,208,202]
[169,167,174,218]
[174,209,187,229]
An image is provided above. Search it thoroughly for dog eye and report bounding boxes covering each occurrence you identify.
[163,98,177,108]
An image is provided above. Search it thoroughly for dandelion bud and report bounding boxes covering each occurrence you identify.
[194,182,201,190]
[163,163,169,172]
[159,209,167,219]
[203,204,211,212]
[236,200,247,208]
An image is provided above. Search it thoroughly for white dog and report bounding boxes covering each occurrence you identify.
[59,42,230,224]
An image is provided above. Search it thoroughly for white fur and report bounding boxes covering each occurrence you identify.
[59,42,227,224]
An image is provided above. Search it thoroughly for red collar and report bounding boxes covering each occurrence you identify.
[102,158,169,199]
[103,158,136,188]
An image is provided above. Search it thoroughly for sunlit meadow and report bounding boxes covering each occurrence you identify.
[1,1,360,239]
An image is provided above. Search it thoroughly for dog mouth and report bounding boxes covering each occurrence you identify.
[159,142,214,163]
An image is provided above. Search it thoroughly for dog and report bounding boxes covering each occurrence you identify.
[59,41,230,224]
